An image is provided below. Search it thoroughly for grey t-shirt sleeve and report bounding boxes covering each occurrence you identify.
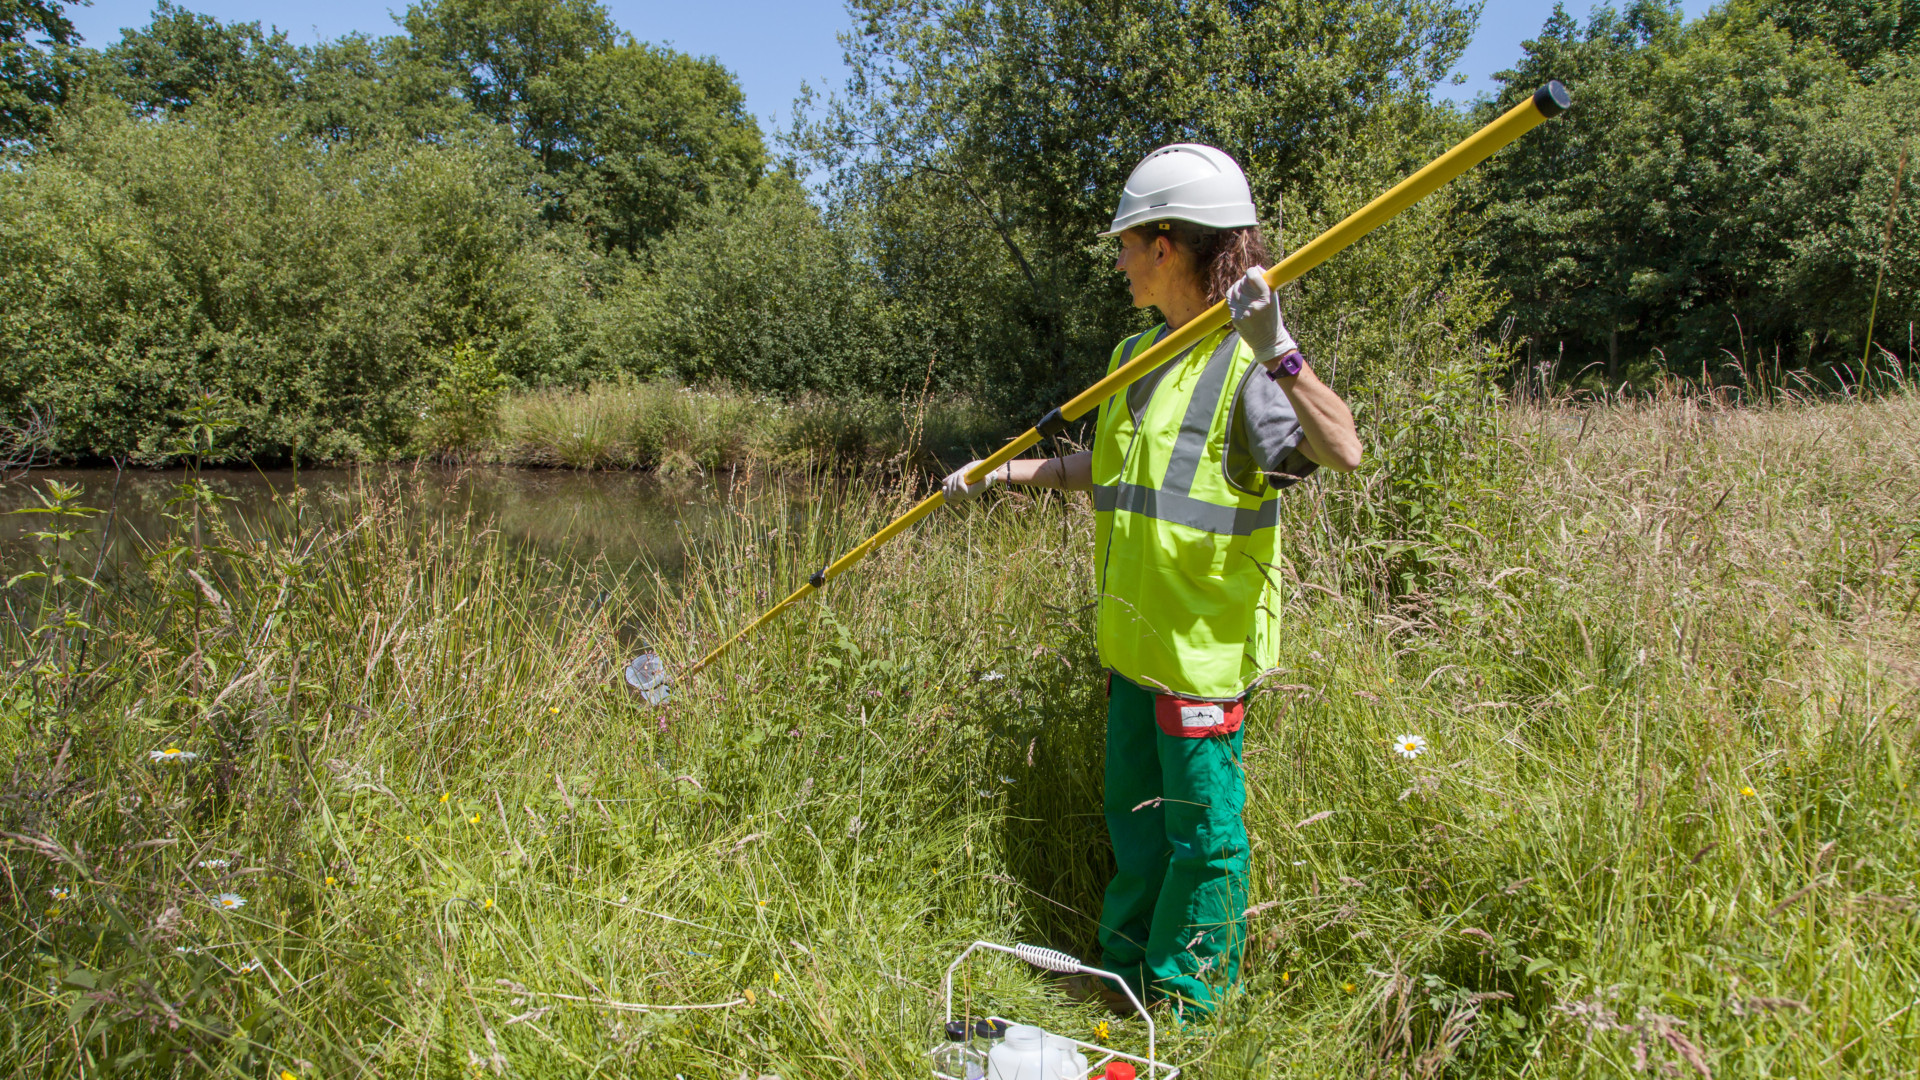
[1234,366,1319,490]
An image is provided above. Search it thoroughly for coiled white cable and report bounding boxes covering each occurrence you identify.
[1011,944,1083,974]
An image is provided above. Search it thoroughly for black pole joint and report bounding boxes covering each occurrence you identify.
[809,569,827,588]
[1035,407,1069,437]
[1533,81,1571,118]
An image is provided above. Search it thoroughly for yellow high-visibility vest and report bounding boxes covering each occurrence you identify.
[1091,323,1287,701]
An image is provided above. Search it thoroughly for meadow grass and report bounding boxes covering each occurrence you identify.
[2,387,1916,1078]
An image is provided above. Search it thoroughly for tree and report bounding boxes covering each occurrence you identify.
[529,43,764,253]
[402,0,616,161]
[1469,0,1866,381]
[1754,0,1919,73]
[1,0,80,142]
[403,0,764,251]
[96,2,303,115]
[796,0,1480,412]
[1771,60,1918,360]
[291,32,477,143]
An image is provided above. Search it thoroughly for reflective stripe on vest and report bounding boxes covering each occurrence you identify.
[1091,323,1284,701]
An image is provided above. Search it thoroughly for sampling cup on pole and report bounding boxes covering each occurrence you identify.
[663,81,1571,686]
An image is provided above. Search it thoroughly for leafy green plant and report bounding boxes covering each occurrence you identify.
[416,341,511,456]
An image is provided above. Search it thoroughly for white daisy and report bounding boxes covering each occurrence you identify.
[197,859,230,870]
[149,747,199,764]
[236,958,262,973]
[1394,734,1429,759]
[49,887,71,901]
[214,893,246,911]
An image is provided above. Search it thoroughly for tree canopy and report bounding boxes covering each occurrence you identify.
[0,0,1914,462]
[0,0,80,140]
[1470,0,1916,380]
[405,0,766,252]
[796,0,1481,411]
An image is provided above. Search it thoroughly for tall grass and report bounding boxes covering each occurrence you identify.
[418,380,1006,474]
[2,386,1915,1077]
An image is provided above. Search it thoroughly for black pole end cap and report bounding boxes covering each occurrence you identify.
[1534,80,1571,118]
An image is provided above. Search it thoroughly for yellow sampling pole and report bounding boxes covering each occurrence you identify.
[685,81,1570,678]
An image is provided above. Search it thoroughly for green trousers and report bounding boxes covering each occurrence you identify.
[1096,674,1249,1016]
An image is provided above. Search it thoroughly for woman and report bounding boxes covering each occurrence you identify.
[943,143,1361,1017]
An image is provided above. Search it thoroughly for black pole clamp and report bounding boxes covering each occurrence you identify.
[809,569,827,588]
[1035,407,1069,437]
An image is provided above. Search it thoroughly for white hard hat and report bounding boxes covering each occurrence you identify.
[1098,143,1258,237]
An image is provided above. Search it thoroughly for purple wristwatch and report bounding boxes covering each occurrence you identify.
[1270,349,1307,378]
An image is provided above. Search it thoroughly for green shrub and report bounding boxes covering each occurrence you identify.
[412,341,511,456]
[591,173,903,397]
[0,103,588,463]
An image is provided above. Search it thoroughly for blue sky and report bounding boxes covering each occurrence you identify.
[67,0,1716,126]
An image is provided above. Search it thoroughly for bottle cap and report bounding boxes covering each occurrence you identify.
[974,1018,1009,1039]
[944,1020,969,1042]
[1104,1064,1137,1080]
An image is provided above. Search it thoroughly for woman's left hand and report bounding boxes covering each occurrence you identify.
[1225,266,1298,363]
[941,460,998,504]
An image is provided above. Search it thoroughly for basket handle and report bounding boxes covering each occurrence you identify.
[942,941,1160,1078]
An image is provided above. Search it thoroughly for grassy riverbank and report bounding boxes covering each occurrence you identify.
[3,389,1916,1077]
[416,381,1007,474]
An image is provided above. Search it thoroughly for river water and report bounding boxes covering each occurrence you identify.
[0,466,735,586]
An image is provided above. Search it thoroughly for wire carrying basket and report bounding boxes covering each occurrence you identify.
[931,941,1177,1079]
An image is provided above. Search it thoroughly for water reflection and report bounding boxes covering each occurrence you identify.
[0,466,737,585]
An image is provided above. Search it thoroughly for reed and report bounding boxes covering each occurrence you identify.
[2,385,1915,1077]
[418,380,1006,475]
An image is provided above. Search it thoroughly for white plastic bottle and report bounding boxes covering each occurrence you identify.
[1043,1034,1089,1080]
[986,1024,1049,1080]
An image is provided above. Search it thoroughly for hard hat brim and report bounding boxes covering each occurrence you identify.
[1097,206,1262,238]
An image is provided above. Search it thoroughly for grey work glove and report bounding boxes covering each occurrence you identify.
[1225,265,1299,364]
[942,459,999,504]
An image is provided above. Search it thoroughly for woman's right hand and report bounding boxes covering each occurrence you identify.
[942,460,998,504]
[1226,265,1298,363]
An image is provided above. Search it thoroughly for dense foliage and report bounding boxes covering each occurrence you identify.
[0,105,590,460]
[0,0,1913,461]
[1470,0,1918,382]
[793,0,1481,414]
[0,0,79,140]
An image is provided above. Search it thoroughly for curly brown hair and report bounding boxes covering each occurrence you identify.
[1126,221,1272,304]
